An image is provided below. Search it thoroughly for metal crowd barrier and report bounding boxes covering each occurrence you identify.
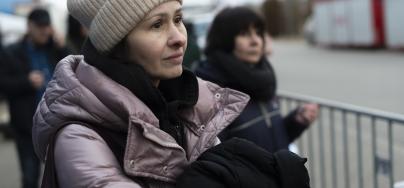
[278,90,404,188]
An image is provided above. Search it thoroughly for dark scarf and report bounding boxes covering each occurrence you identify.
[206,51,276,101]
[81,40,199,148]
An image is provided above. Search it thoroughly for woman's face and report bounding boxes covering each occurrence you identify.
[126,1,187,84]
[233,26,263,64]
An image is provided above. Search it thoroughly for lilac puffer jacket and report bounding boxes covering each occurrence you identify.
[32,55,249,188]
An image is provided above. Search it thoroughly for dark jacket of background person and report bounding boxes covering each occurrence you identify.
[195,7,311,153]
[0,9,70,188]
[1,36,69,134]
[32,53,249,187]
[176,138,310,188]
[183,22,201,70]
[196,56,306,152]
[0,33,13,139]
[65,15,87,54]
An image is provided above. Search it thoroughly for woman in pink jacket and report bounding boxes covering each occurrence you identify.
[32,0,249,187]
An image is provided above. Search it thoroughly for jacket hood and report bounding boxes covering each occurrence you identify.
[33,55,250,162]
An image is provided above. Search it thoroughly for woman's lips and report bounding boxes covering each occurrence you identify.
[164,53,183,65]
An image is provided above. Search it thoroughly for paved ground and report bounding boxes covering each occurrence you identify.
[1,38,403,188]
[0,137,21,188]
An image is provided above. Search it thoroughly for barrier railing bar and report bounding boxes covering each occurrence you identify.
[308,117,315,187]
[318,108,326,188]
[286,99,292,112]
[278,91,404,124]
[372,117,378,188]
[296,100,304,159]
[357,114,363,188]
[388,120,394,188]
[330,108,337,188]
[342,111,350,188]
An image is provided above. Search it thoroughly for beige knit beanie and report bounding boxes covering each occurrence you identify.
[67,0,182,53]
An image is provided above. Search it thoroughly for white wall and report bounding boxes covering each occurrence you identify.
[384,0,404,48]
[314,0,376,46]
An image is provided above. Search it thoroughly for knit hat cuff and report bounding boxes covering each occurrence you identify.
[89,0,181,53]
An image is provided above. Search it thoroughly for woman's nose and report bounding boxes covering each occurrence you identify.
[250,33,261,46]
[168,25,186,48]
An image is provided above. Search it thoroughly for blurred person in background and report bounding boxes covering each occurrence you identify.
[65,15,88,54]
[0,8,70,188]
[183,21,201,70]
[196,7,319,153]
[0,30,14,140]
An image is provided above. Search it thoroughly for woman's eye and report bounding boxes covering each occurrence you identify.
[152,20,162,29]
[174,15,183,24]
[239,31,248,36]
[256,29,263,36]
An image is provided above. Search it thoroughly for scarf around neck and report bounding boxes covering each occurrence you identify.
[81,40,199,147]
[204,51,277,101]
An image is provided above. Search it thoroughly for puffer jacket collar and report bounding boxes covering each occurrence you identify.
[33,55,250,182]
[82,40,199,147]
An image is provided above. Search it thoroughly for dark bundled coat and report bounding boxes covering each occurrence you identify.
[176,138,310,188]
[0,37,70,188]
[0,37,69,135]
[196,52,308,152]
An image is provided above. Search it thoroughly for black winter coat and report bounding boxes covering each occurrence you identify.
[0,37,69,134]
[196,54,308,152]
[176,138,310,188]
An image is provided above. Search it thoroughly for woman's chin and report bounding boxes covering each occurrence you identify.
[162,67,183,80]
[238,55,262,64]
[245,59,261,64]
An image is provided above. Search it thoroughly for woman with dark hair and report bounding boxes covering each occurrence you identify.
[196,7,319,153]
